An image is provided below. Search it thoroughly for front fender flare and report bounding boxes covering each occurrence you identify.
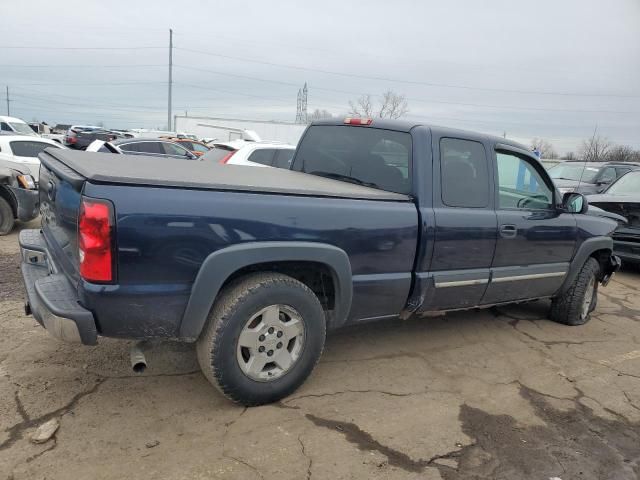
[178,242,353,340]
[558,237,613,294]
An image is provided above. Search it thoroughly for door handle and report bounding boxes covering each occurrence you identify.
[500,224,518,238]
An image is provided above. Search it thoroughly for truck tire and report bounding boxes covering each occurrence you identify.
[196,272,326,406]
[0,197,15,236]
[550,257,600,326]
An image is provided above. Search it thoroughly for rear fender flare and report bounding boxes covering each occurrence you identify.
[179,242,353,340]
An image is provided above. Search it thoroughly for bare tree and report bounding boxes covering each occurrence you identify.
[579,127,612,162]
[348,94,374,118]
[606,145,635,163]
[379,90,409,119]
[530,138,557,159]
[562,152,577,161]
[348,90,409,119]
[308,109,334,122]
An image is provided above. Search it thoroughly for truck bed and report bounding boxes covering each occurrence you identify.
[42,149,410,202]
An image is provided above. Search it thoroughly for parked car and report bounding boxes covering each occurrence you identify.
[0,135,66,177]
[64,126,119,150]
[28,122,64,144]
[86,138,198,159]
[0,159,38,235]
[160,137,211,157]
[202,141,295,168]
[20,119,620,406]
[549,161,640,195]
[0,116,39,137]
[587,170,640,265]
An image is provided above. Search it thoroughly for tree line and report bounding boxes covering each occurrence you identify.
[533,129,639,162]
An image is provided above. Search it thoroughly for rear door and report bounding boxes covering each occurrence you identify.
[417,135,497,311]
[482,145,576,304]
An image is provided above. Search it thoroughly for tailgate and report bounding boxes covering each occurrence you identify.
[38,150,86,285]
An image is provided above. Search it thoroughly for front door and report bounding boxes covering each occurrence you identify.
[482,147,577,304]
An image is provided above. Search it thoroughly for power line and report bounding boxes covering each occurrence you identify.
[174,82,293,104]
[174,65,640,115]
[0,46,163,50]
[0,64,165,68]
[174,47,640,99]
[9,81,166,87]
[175,64,301,87]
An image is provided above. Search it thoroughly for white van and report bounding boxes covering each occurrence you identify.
[0,116,39,137]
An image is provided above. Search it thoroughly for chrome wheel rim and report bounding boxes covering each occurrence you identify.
[236,304,305,382]
[581,276,596,320]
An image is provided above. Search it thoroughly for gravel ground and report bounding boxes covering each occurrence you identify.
[1,219,639,479]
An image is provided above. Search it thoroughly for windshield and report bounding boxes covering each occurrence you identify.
[9,122,38,136]
[292,125,412,194]
[607,171,640,195]
[549,163,599,183]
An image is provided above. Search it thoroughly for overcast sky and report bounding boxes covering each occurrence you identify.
[2,0,639,153]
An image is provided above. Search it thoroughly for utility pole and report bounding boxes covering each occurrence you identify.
[167,29,173,131]
[5,86,9,116]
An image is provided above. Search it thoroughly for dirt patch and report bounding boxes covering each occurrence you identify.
[0,253,23,301]
[436,385,640,480]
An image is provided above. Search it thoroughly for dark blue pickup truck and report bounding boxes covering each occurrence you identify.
[20,119,620,405]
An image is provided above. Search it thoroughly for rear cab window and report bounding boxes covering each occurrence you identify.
[292,125,412,194]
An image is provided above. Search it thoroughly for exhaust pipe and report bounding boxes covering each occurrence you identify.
[130,343,147,374]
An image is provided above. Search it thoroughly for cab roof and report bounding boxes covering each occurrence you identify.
[309,118,530,152]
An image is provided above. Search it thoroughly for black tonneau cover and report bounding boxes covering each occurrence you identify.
[41,149,410,201]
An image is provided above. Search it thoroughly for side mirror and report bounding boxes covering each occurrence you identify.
[563,192,588,214]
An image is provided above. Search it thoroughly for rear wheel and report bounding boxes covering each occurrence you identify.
[550,258,600,326]
[197,272,326,406]
[0,197,15,236]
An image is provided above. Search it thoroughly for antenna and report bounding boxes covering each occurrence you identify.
[576,125,598,192]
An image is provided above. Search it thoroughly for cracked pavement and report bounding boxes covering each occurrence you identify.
[1,221,639,479]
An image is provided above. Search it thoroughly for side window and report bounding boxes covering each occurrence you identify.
[178,141,194,150]
[0,122,11,131]
[615,167,631,178]
[162,142,189,156]
[191,143,210,153]
[273,149,295,169]
[248,149,276,166]
[9,141,58,157]
[598,167,616,184]
[440,138,489,208]
[119,143,142,153]
[496,151,553,210]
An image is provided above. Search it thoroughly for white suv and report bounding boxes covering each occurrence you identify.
[201,141,295,169]
[0,135,66,177]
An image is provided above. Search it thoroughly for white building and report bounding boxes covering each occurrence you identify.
[174,115,307,145]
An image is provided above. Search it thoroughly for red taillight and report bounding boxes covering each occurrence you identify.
[344,117,373,126]
[78,198,114,282]
[219,150,237,164]
[66,135,77,144]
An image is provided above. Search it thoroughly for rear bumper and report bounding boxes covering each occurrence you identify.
[19,229,97,345]
[8,186,39,222]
